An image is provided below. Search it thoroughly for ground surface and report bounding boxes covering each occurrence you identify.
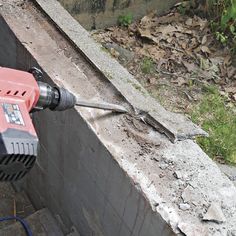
[91,8,236,164]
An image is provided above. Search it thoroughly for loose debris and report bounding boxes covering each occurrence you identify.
[181,185,195,203]
[92,9,236,113]
[179,203,191,211]
[203,203,226,224]
[173,171,183,179]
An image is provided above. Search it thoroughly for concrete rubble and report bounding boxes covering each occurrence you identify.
[203,203,226,224]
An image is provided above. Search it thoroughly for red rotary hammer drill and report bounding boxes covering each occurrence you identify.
[0,67,126,181]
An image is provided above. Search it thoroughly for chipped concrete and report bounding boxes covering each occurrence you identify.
[0,0,236,236]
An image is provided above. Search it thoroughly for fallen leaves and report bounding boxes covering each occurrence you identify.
[91,7,236,108]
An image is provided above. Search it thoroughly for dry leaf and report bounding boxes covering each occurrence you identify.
[201,46,211,54]
[227,66,236,78]
[156,25,181,35]
[225,87,236,94]
[173,77,187,86]
[182,61,196,72]
[201,35,207,45]
[138,28,159,44]
[147,48,166,60]
[140,15,152,26]
[185,18,193,26]
[148,77,157,85]
[224,55,231,66]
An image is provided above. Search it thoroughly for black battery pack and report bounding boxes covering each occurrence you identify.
[0,129,38,181]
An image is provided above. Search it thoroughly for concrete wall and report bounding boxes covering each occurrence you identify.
[0,9,174,236]
[57,0,178,29]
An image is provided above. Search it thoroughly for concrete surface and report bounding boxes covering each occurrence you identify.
[218,163,236,187]
[57,0,178,30]
[0,1,236,236]
[0,208,64,236]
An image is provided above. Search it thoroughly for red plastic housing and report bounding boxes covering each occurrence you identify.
[0,67,40,136]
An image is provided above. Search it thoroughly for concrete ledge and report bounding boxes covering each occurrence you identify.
[34,0,208,143]
[0,1,236,236]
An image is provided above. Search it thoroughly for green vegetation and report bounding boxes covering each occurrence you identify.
[210,0,236,51]
[140,57,155,74]
[178,0,236,52]
[118,13,133,27]
[191,86,236,164]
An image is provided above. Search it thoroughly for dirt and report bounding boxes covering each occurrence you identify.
[91,8,236,114]
[123,115,161,156]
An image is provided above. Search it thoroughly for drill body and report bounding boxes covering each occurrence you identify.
[0,67,76,181]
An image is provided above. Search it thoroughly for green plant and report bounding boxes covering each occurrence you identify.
[118,13,133,27]
[177,0,195,15]
[216,31,228,44]
[140,57,155,74]
[180,0,236,51]
[215,0,236,49]
[191,86,236,164]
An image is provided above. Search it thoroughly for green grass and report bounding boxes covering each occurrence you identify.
[118,13,133,27]
[140,57,155,74]
[191,86,236,164]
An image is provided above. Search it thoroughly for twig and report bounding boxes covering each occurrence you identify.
[163,45,185,54]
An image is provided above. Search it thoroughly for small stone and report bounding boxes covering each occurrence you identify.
[179,203,191,211]
[181,185,194,203]
[203,203,226,224]
[159,163,169,170]
[173,171,182,179]
[159,173,165,178]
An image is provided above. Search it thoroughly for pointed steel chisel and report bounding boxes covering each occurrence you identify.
[75,98,127,113]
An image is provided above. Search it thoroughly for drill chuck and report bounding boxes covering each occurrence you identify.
[36,82,76,111]
[36,81,60,110]
[53,87,76,111]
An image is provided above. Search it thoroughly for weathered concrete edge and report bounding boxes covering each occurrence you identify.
[33,0,208,143]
